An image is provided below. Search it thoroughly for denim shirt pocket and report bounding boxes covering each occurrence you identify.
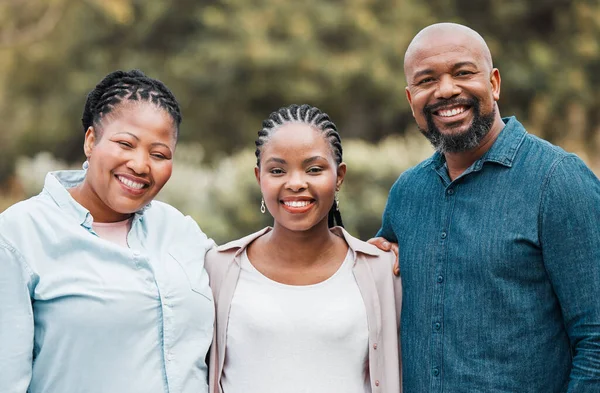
[169,247,213,302]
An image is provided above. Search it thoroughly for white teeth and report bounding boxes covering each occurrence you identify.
[439,107,466,117]
[118,176,145,189]
[284,201,311,208]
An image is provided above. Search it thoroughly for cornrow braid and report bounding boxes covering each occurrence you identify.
[255,104,344,228]
[81,69,182,137]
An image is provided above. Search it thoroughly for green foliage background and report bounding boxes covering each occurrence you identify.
[1,0,599,243]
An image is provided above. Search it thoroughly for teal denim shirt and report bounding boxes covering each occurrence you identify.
[378,117,600,392]
[0,170,215,393]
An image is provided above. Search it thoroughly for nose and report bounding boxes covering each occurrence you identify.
[126,151,150,175]
[435,74,461,99]
[285,171,308,192]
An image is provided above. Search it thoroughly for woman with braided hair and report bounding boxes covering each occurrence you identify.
[0,70,214,393]
[205,104,402,393]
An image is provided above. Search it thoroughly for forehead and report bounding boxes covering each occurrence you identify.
[102,103,177,143]
[263,122,332,156]
[405,34,488,78]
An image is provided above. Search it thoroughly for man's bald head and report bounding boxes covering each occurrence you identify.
[401,23,503,154]
[404,23,493,81]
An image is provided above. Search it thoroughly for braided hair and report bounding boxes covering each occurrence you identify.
[81,69,182,138]
[255,104,344,228]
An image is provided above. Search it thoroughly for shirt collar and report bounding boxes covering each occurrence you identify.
[43,170,151,228]
[432,116,527,170]
[216,226,381,263]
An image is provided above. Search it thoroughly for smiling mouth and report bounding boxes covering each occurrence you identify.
[283,200,312,208]
[434,105,469,117]
[280,199,315,213]
[116,175,148,190]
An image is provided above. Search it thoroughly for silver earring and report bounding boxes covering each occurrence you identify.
[82,160,89,170]
[335,192,340,211]
[260,198,266,214]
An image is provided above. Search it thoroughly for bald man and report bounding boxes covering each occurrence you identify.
[374,23,600,392]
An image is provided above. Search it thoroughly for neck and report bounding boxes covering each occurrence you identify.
[263,219,342,267]
[444,114,505,181]
[69,179,132,223]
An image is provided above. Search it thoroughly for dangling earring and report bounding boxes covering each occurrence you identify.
[335,192,340,211]
[260,198,266,214]
[82,160,89,170]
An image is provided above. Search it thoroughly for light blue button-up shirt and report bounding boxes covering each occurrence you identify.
[0,170,215,393]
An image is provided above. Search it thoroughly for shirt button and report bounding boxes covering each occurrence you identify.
[166,352,173,361]
[433,367,440,376]
[132,250,140,257]
[373,343,378,350]
[437,275,444,283]
[447,189,454,195]
[434,322,441,330]
[375,380,380,387]
[441,232,447,239]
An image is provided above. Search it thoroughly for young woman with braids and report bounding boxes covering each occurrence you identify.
[204,104,402,393]
[0,70,214,393]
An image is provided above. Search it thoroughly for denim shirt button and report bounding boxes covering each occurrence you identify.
[434,322,441,330]
[437,275,444,283]
[441,232,447,239]
[447,189,454,195]
[433,368,440,376]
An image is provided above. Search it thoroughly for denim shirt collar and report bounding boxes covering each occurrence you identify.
[43,170,151,228]
[431,116,528,172]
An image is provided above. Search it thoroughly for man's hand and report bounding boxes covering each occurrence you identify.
[367,237,400,276]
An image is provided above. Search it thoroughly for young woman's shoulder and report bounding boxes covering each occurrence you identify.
[338,228,398,285]
[334,227,396,267]
[204,228,270,280]
[354,240,397,272]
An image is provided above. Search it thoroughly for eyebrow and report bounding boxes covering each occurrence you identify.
[115,131,139,140]
[150,142,172,151]
[265,157,286,164]
[264,156,327,165]
[412,61,479,80]
[114,132,172,151]
[302,156,326,165]
[413,68,434,80]
[452,61,478,70]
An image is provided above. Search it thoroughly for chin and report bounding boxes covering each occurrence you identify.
[439,120,472,134]
[278,217,329,233]
[279,223,315,232]
[110,199,148,215]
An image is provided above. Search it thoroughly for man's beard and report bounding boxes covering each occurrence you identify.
[419,98,495,153]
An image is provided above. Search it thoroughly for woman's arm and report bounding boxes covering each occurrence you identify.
[0,242,34,393]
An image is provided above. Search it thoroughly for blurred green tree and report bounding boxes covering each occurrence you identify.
[0,0,598,181]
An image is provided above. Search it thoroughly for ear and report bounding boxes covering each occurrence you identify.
[83,126,97,158]
[490,68,501,101]
[335,162,347,190]
[254,166,261,186]
[405,87,415,117]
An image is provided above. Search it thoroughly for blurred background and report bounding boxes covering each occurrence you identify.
[1,0,599,243]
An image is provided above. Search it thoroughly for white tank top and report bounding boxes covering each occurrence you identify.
[221,249,371,393]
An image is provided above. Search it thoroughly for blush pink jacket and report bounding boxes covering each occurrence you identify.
[204,226,402,393]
